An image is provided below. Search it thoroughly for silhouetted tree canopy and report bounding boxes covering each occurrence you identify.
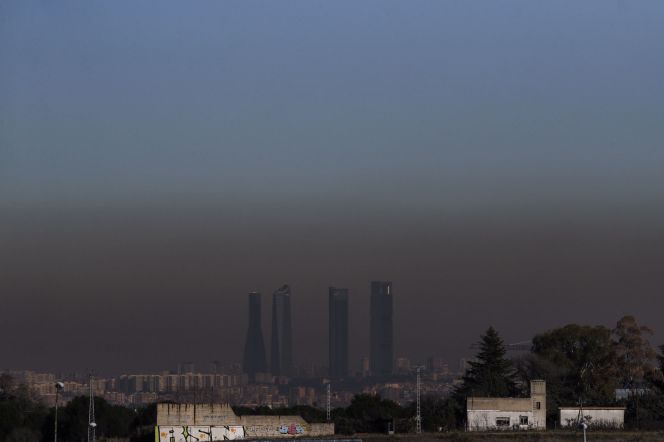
[456,326,518,398]
[613,315,660,390]
[0,374,46,442]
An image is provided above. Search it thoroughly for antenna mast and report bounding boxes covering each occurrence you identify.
[416,366,422,434]
[326,383,331,422]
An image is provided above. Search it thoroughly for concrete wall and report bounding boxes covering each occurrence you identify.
[157,404,241,426]
[530,380,546,428]
[467,410,534,431]
[157,426,236,442]
[466,380,546,431]
[467,397,532,412]
[560,408,625,429]
[156,404,334,440]
[156,423,334,441]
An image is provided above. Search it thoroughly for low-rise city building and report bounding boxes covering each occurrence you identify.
[466,380,546,431]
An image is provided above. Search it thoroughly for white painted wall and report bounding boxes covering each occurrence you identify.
[467,410,535,431]
[559,408,625,428]
[157,426,215,442]
[157,426,245,441]
[211,426,245,440]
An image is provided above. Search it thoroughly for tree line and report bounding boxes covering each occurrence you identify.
[0,376,156,442]
[326,315,664,434]
[425,315,664,431]
[1,315,662,439]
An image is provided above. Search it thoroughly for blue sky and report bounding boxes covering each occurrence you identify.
[2,1,664,208]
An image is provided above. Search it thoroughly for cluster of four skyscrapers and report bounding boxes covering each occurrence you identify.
[243,281,394,380]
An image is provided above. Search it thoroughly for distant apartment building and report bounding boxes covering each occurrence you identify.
[289,385,318,406]
[271,284,293,376]
[379,383,402,403]
[177,362,195,375]
[243,291,268,381]
[427,356,446,372]
[370,281,393,375]
[328,287,349,379]
[467,380,546,431]
[115,373,247,394]
[395,357,411,373]
[360,356,370,377]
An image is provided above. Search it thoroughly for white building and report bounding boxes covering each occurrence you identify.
[466,380,546,431]
[559,407,625,429]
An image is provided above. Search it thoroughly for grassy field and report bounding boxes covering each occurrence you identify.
[359,431,664,441]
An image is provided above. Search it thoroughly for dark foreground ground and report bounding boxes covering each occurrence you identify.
[360,432,664,442]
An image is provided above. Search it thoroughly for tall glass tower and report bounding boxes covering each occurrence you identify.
[328,287,349,379]
[243,291,267,381]
[370,281,393,375]
[270,284,293,376]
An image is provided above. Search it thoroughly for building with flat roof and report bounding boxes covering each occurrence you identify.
[243,292,267,381]
[328,287,349,379]
[271,285,293,376]
[466,380,546,431]
[370,281,393,376]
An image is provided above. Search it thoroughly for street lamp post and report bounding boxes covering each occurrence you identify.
[54,381,64,442]
[580,421,588,442]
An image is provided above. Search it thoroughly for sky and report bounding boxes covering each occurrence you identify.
[1,1,664,375]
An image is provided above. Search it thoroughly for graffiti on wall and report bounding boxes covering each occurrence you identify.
[158,426,245,441]
[277,424,305,435]
[158,423,318,440]
[211,426,245,440]
[158,426,213,442]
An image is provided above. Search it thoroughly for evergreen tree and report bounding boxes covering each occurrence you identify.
[457,326,518,398]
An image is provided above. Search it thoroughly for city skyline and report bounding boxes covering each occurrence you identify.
[2,1,664,374]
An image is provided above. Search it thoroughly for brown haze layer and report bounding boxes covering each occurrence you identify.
[1,201,663,375]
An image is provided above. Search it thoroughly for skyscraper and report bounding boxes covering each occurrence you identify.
[271,284,293,376]
[328,287,349,379]
[370,281,393,375]
[243,291,267,381]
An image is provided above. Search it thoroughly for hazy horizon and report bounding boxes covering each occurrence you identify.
[2,1,664,375]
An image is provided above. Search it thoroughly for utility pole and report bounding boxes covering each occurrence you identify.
[326,383,331,422]
[88,374,96,442]
[416,366,423,434]
[54,381,64,442]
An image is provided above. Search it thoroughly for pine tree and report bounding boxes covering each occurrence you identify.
[457,326,518,398]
